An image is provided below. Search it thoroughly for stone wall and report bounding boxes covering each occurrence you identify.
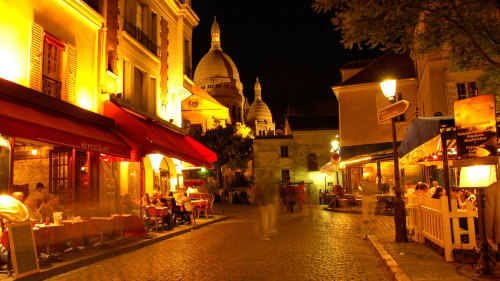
[13,157,50,194]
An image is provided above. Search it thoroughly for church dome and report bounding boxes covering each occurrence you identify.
[194,49,240,81]
[247,78,273,123]
[194,17,240,82]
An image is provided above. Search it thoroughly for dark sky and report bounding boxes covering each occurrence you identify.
[191,0,383,126]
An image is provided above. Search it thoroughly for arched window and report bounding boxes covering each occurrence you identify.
[307,153,318,171]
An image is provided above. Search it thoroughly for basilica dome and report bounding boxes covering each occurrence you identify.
[193,17,240,82]
[193,49,240,81]
[247,78,273,124]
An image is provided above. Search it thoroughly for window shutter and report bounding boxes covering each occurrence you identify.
[29,22,44,91]
[445,82,458,116]
[66,44,77,104]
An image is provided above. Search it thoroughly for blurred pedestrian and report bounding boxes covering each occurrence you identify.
[297,181,305,212]
[318,189,323,205]
[286,177,296,213]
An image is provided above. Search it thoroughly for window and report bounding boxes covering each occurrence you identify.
[280,146,288,158]
[224,84,229,88]
[30,23,77,104]
[307,153,318,171]
[208,83,213,89]
[42,35,63,99]
[394,92,405,122]
[136,2,144,30]
[184,40,191,77]
[134,67,144,109]
[216,84,221,88]
[150,77,156,113]
[457,82,477,100]
[122,59,130,98]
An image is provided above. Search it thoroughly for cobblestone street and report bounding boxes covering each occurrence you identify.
[47,205,388,281]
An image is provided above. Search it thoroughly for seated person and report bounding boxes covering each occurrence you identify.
[165,192,176,208]
[26,182,48,208]
[122,193,138,214]
[10,192,24,202]
[180,192,193,223]
[39,195,66,223]
[431,187,446,200]
[25,197,43,223]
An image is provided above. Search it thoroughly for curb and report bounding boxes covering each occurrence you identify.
[323,207,362,214]
[367,235,411,281]
[19,215,232,281]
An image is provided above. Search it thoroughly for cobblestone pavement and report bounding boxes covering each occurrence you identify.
[47,205,388,281]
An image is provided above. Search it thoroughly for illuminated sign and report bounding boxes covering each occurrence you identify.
[80,142,110,154]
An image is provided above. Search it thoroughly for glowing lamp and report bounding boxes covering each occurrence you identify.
[148,154,164,172]
[31,149,38,156]
[331,140,339,152]
[380,79,396,99]
[201,167,206,172]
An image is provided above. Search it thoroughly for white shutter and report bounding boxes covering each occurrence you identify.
[29,22,44,91]
[66,44,77,104]
[445,82,458,116]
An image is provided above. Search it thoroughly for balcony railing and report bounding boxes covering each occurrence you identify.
[42,75,62,99]
[123,19,158,56]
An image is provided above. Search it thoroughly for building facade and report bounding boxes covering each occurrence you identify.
[253,116,339,201]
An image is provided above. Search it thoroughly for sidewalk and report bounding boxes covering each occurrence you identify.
[8,213,230,281]
[330,207,500,280]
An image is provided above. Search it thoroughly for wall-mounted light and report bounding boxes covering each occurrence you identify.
[31,149,38,156]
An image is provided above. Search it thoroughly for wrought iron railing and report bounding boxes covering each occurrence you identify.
[42,75,62,99]
[123,19,158,56]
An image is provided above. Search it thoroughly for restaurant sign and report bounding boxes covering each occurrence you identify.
[377,100,410,123]
[80,141,111,154]
[455,94,497,159]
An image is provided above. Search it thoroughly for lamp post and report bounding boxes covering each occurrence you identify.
[322,172,327,194]
[380,79,408,243]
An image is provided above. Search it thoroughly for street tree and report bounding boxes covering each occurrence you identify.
[192,123,253,188]
[312,0,500,93]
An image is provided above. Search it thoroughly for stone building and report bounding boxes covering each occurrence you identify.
[253,116,339,201]
[193,17,245,124]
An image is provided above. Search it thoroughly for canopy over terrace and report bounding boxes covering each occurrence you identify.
[103,100,216,168]
[0,78,131,158]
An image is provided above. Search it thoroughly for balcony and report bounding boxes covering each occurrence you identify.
[123,19,158,56]
[42,75,62,99]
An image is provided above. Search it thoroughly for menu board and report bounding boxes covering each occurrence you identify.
[7,222,39,279]
[454,94,497,159]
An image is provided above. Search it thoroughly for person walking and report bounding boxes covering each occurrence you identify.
[297,181,305,212]
[318,189,323,205]
[286,177,296,213]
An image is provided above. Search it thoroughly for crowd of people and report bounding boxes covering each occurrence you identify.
[142,190,195,228]
[413,181,477,209]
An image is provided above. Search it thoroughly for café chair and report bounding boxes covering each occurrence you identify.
[146,206,162,232]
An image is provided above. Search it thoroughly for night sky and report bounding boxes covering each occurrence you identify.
[191,0,383,127]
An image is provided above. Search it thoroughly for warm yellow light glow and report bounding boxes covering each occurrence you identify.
[380,79,396,99]
[0,136,9,148]
[0,51,19,82]
[31,149,37,156]
[148,154,164,171]
[331,140,339,152]
[235,122,253,139]
[339,156,372,168]
[322,173,326,178]
[77,95,93,111]
[459,165,496,188]
[201,167,206,172]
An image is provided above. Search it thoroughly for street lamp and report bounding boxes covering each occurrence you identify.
[380,79,408,243]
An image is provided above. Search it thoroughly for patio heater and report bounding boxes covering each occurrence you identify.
[380,79,408,243]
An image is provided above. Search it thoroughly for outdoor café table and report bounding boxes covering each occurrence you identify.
[61,220,88,247]
[111,214,133,237]
[154,207,170,230]
[88,217,116,244]
[33,223,65,255]
[191,200,208,218]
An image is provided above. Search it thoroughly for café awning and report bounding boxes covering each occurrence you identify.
[0,79,131,158]
[103,100,216,168]
[399,116,455,157]
[320,162,336,176]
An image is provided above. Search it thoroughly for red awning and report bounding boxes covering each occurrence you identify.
[0,79,131,158]
[103,101,216,168]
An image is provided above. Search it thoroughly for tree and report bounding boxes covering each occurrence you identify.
[312,0,500,93]
[192,123,253,186]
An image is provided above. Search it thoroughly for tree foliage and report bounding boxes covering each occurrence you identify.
[192,123,253,173]
[312,0,500,92]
